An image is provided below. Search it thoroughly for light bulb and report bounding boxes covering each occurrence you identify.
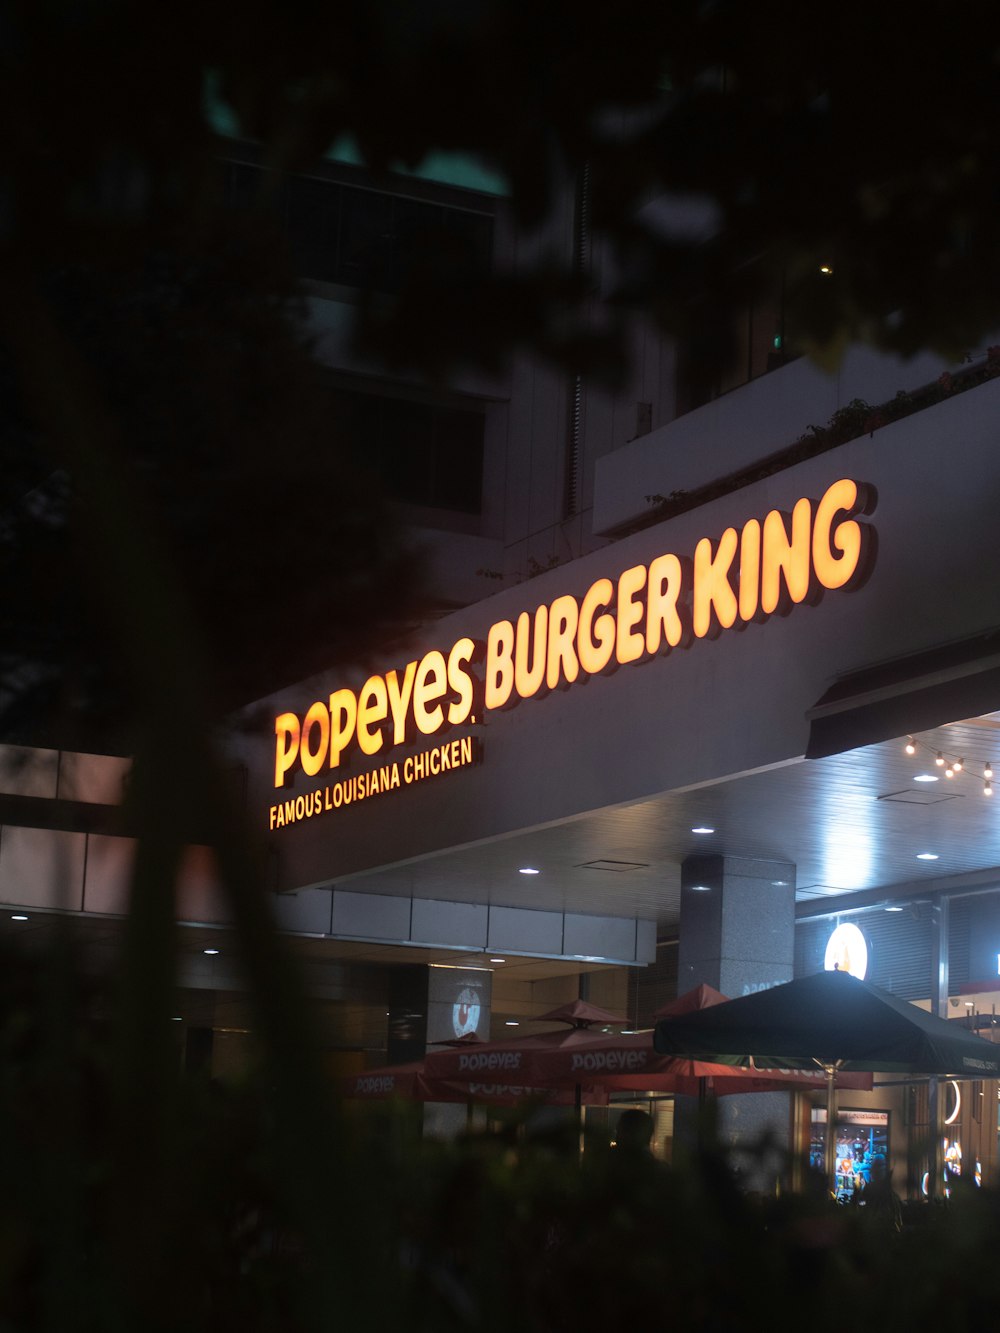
[986,762,994,780]
[936,752,945,766]
[905,736,916,755]
[945,766,955,778]
[955,758,964,772]
[986,782,994,797]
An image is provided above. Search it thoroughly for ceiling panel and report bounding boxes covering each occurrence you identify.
[338,717,1000,936]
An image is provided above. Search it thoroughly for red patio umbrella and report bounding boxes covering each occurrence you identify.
[342,1061,608,1106]
[535,999,626,1027]
[424,990,872,1097]
[654,984,729,1018]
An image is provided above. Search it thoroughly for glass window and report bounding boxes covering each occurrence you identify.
[223,160,493,293]
[286,176,341,283]
[326,386,485,515]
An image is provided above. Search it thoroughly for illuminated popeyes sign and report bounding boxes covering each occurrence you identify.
[273,477,875,791]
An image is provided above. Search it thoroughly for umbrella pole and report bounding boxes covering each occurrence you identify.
[698,1075,708,1151]
[927,1077,942,1200]
[822,1063,841,1197]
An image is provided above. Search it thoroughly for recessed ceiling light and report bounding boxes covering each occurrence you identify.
[203,947,220,955]
[885,906,904,913]
[505,1020,519,1026]
[914,773,938,783]
[689,884,712,892]
[772,880,789,887]
[171,1016,183,1022]
[518,867,540,875]
[10,914,27,922]
[916,853,939,861]
[691,826,715,835]
[490,957,506,964]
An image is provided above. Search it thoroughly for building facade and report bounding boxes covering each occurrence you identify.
[3,145,1000,1186]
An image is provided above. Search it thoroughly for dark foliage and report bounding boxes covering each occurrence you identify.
[1,0,999,738]
[0,926,991,1333]
[0,239,423,748]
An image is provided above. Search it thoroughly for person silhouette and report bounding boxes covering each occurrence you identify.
[614,1108,655,1155]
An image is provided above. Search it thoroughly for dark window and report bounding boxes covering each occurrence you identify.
[432,408,485,513]
[676,280,798,416]
[223,160,493,294]
[337,186,394,288]
[286,175,342,283]
[221,160,266,213]
[327,386,484,515]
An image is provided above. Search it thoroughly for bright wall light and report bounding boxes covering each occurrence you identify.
[824,922,868,980]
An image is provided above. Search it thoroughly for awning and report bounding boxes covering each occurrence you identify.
[806,628,1000,759]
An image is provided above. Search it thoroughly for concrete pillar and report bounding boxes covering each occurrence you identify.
[677,854,796,1188]
[678,854,796,998]
[422,964,492,1139]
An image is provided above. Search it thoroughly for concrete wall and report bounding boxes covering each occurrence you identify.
[592,342,981,536]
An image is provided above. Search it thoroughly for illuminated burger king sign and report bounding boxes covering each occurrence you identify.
[270,478,875,825]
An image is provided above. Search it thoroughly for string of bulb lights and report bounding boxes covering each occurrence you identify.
[903,735,994,796]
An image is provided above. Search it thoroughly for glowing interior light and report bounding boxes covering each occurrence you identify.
[936,752,945,766]
[917,852,939,861]
[518,867,540,875]
[914,774,938,782]
[691,826,715,835]
[944,1080,961,1125]
[986,761,994,780]
[824,922,868,979]
[904,736,916,755]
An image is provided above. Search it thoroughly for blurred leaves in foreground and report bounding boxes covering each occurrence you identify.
[0,925,997,1333]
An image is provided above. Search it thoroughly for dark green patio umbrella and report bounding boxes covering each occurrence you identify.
[653,969,1000,1189]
